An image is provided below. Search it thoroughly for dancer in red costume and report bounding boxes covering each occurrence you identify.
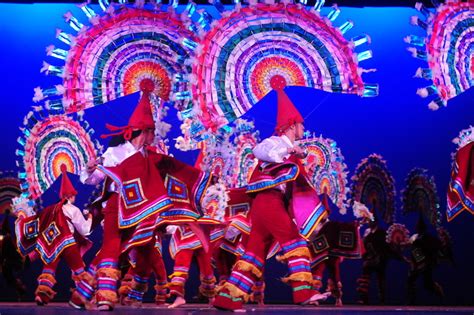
[118,234,169,306]
[16,166,93,307]
[213,75,328,311]
[78,79,212,311]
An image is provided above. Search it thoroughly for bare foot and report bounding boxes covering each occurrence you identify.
[234,308,246,312]
[168,296,186,309]
[335,298,343,307]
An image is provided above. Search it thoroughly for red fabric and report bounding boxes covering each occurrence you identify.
[170,248,214,297]
[245,190,301,257]
[98,193,121,264]
[127,79,155,131]
[151,247,167,282]
[42,244,85,274]
[59,165,77,198]
[36,202,76,264]
[103,151,172,230]
[130,242,154,278]
[101,78,155,139]
[270,75,303,134]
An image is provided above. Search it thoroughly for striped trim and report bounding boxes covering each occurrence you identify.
[447,180,474,221]
[36,236,76,264]
[299,204,327,240]
[247,164,299,193]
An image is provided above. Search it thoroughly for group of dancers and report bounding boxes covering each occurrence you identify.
[6,75,454,311]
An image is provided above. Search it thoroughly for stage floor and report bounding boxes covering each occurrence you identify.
[1,303,474,314]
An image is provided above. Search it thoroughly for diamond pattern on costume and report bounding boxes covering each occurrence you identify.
[122,178,147,208]
[24,219,39,239]
[43,222,60,245]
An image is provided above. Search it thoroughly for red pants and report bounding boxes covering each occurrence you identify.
[169,247,216,299]
[214,190,315,310]
[36,245,86,303]
[94,193,121,308]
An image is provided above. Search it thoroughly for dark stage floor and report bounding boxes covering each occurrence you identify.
[1,303,474,315]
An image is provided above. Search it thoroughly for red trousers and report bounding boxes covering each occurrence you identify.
[214,190,315,310]
[36,245,86,303]
[169,247,216,298]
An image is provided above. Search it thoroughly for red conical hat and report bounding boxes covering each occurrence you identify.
[270,75,303,135]
[59,164,77,199]
[101,78,156,140]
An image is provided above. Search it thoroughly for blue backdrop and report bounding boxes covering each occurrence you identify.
[0,3,473,305]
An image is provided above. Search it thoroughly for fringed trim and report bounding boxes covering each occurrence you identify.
[168,271,188,279]
[275,254,286,263]
[199,276,216,298]
[72,271,96,287]
[250,281,265,303]
[131,278,148,293]
[235,260,262,278]
[97,267,121,280]
[96,289,118,304]
[281,271,313,284]
[222,282,249,302]
[199,286,216,298]
[37,272,57,285]
[200,275,216,285]
[281,247,311,261]
[118,284,131,297]
[154,283,169,303]
[313,279,323,289]
[118,273,133,296]
[35,284,57,299]
[154,282,169,290]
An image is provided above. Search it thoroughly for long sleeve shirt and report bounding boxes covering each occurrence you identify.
[252,135,295,163]
[80,141,138,189]
[62,202,92,236]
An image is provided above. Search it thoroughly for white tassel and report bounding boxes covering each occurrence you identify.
[427,101,439,110]
[416,87,429,98]
[33,87,44,102]
[414,67,423,78]
[45,45,55,56]
[40,61,50,73]
[55,84,65,95]
[406,47,417,58]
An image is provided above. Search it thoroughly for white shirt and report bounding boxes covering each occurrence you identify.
[252,135,294,163]
[62,202,92,236]
[80,141,138,187]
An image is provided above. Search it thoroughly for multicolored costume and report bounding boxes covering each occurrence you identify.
[447,127,474,221]
[77,80,212,310]
[309,194,362,306]
[16,166,93,307]
[213,76,328,311]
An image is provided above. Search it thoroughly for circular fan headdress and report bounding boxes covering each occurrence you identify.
[407,1,474,110]
[232,119,260,188]
[16,110,98,199]
[191,2,377,131]
[194,119,259,188]
[402,167,441,227]
[0,172,22,214]
[300,133,349,214]
[33,1,197,113]
[198,126,236,182]
[351,154,396,224]
[386,223,410,246]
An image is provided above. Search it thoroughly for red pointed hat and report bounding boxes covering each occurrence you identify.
[101,79,156,140]
[59,164,77,199]
[270,75,303,135]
